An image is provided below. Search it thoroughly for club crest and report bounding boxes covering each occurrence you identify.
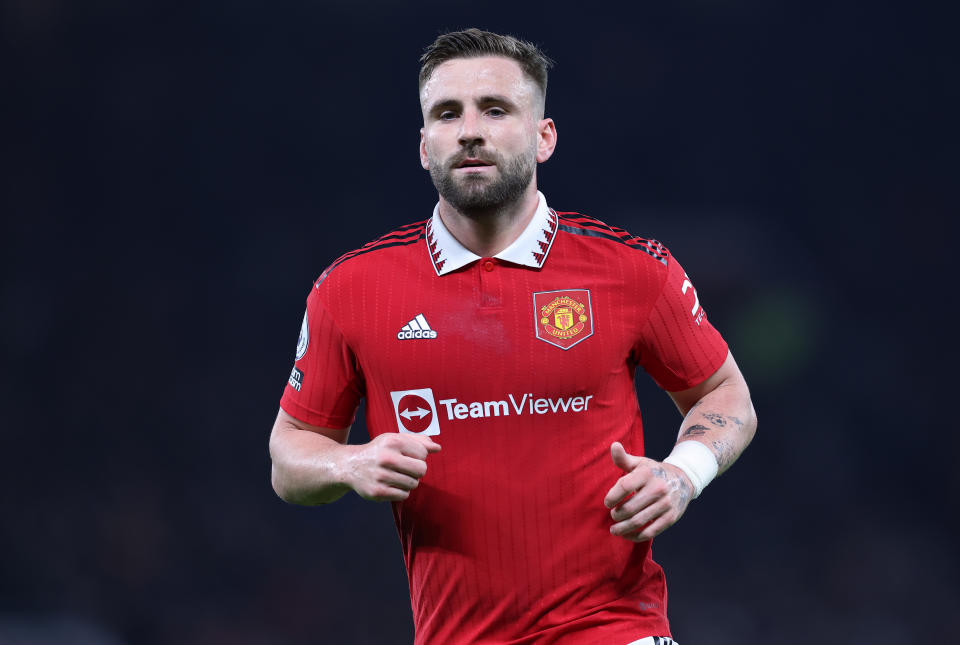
[533,289,594,350]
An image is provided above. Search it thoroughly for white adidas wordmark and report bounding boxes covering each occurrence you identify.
[397,313,438,340]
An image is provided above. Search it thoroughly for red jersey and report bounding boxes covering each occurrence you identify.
[280,192,728,644]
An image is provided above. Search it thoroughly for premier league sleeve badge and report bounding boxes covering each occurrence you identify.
[295,310,309,361]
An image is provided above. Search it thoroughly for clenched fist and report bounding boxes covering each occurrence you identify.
[345,433,441,502]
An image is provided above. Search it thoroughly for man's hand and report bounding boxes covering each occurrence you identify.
[344,433,441,502]
[604,441,693,542]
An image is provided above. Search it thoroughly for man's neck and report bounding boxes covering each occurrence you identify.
[436,184,540,258]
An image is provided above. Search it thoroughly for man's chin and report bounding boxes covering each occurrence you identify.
[443,180,496,203]
[447,194,512,216]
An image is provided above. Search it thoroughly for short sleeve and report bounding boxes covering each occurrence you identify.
[279,286,364,428]
[636,252,729,392]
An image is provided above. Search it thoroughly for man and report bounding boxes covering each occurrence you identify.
[270,28,756,645]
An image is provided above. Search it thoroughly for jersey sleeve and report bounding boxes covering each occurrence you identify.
[279,285,364,428]
[636,251,729,392]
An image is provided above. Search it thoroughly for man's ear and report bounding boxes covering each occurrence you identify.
[420,128,429,170]
[536,118,557,163]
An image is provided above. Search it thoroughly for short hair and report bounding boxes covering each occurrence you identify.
[419,28,553,99]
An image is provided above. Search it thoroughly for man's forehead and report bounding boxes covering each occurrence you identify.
[420,56,535,106]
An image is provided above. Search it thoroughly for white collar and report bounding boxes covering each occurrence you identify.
[425,191,559,276]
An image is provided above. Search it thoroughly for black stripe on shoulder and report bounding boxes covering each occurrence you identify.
[315,222,426,287]
[356,220,428,250]
[558,213,636,241]
[384,221,427,236]
[560,213,636,236]
[558,215,669,266]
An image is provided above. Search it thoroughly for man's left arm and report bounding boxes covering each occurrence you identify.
[605,351,757,541]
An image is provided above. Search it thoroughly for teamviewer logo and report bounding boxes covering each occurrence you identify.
[390,388,441,436]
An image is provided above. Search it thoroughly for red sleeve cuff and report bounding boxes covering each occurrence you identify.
[279,395,356,430]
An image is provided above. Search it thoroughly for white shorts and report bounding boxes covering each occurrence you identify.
[625,638,679,645]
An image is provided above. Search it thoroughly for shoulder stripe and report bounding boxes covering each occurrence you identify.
[316,221,427,287]
[558,213,635,239]
[557,212,669,265]
[326,228,423,270]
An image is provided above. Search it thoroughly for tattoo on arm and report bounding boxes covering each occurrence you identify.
[701,412,745,432]
[712,439,738,472]
[704,412,727,427]
[682,424,710,437]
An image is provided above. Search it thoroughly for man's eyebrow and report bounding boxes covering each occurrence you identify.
[476,95,516,108]
[427,99,462,114]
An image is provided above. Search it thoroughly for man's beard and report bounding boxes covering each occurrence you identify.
[429,144,536,218]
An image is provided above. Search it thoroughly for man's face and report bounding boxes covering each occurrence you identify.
[419,56,553,215]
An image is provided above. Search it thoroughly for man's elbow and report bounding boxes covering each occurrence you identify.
[744,397,758,445]
[268,428,304,504]
[270,463,333,506]
[271,463,297,503]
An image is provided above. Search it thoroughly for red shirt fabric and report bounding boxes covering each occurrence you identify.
[280,193,728,644]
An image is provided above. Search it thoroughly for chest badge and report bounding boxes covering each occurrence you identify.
[533,289,594,350]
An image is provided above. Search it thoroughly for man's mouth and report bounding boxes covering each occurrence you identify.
[455,158,494,169]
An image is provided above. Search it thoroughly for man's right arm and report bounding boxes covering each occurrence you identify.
[269,408,441,506]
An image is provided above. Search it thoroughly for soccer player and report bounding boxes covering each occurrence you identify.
[269,28,756,645]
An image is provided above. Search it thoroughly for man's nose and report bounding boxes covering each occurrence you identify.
[458,110,484,147]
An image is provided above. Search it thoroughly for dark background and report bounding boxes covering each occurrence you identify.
[3,1,954,644]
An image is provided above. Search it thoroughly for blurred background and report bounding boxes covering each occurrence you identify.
[2,1,954,643]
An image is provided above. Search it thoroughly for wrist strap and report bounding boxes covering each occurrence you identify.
[663,440,718,498]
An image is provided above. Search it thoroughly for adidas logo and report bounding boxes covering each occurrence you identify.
[397,314,438,340]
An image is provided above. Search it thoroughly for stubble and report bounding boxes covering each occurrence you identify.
[428,143,536,219]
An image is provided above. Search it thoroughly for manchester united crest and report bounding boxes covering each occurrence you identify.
[533,289,594,350]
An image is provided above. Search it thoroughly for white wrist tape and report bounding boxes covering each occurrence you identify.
[663,441,718,498]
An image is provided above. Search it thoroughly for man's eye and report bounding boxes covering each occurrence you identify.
[439,111,458,121]
[487,108,506,117]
